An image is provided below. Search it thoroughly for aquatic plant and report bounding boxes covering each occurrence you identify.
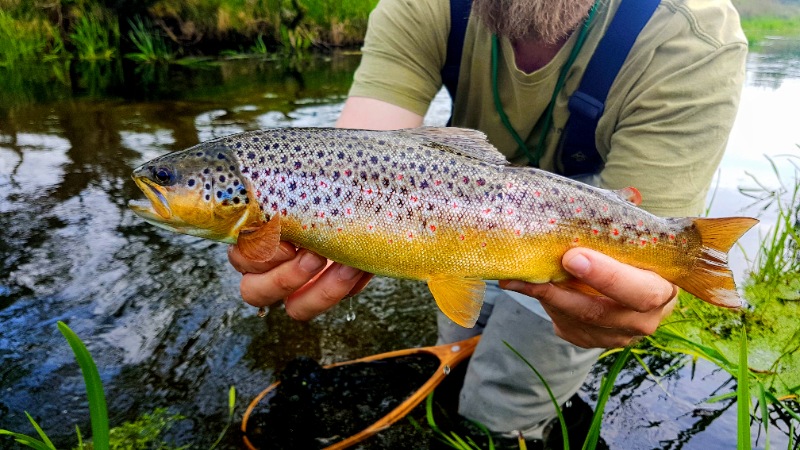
[0,10,66,66]
[69,13,119,61]
[125,16,175,63]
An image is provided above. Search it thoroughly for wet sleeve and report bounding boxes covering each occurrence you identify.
[347,0,449,117]
[597,4,747,217]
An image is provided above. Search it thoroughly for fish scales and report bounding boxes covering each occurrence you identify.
[130,127,758,327]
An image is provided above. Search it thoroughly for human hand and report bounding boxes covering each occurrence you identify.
[498,247,677,349]
[227,242,374,320]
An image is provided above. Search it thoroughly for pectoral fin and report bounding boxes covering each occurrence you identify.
[427,275,486,328]
[237,214,282,262]
[553,278,604,298]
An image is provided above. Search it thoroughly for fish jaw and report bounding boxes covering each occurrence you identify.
[131,176,172,219]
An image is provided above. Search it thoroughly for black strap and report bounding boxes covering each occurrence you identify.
[559,0,661,177]
[442,0,472,122]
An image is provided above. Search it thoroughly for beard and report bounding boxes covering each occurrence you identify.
[473,0,596,44]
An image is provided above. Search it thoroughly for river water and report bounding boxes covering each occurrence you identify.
[0,38,798,449]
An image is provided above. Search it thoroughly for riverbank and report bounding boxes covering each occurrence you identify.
[0,0,377,67]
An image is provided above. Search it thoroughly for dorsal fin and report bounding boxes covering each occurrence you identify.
[405,127,509,166]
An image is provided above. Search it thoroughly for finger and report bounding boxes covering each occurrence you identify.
[228,241,296,274]
[347,273,375,297]
[512,282,668,336]
[239,249,327,307]
[284,263,367,321]
[561,248,677,312]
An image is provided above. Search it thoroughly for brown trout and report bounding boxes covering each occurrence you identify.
[129,127,757,327]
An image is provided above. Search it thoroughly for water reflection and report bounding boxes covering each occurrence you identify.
[0,43,798,448]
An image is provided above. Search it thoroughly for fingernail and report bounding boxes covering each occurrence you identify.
[299,251,326,273]
[564,253,591,277]
[337,264,362,281]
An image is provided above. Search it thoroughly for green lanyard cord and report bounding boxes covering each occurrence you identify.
[491,0,599,166]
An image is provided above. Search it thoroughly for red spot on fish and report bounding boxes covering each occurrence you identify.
[365,188,373,195]
[592,229,599,235]
[452,202,458,209]
[281,209,287,216]
[637,220,644,227]
[507,209,514,215]
[669,234,676,241]
[569,197,575,203]
[280,176,286,182]
[302,225,308,230]
[319,181,327,187]
[388,239,393,243]
[480,242,487,248]
[575,207,582,213]
[430,225,436,232]
[408,232,414,239]
[549,218,557,224]
[397,174,404,180]
[613,228,619,236]
[573,237,580,243]
[317,212,325,218]
[337,228,342,232]
[483,208,492,214]
[508,182,515,189]
[346,208,352,215]
[435,180,442,186]
[459,235,465,241]
[515,229,521,236]
[640,239,647,246]
[652,237,658,243]
[602,205,609,212]
[368,225,374,230]
[410,196,418,202]
[387,212,393,218]
[344,170,352,177]
[534,190,541,197]
[300,193,307,199]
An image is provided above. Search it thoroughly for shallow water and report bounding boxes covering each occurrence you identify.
[0,39,799,448]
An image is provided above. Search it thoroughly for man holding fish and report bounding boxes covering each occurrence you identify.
[226,0,748,444]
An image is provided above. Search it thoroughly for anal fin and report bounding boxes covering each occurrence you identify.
[237,214,282,262]
[427,275,486,328]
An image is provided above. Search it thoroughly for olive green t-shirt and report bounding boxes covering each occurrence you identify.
[348,0,747,217]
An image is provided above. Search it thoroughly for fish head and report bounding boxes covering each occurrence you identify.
[129,144,259,243]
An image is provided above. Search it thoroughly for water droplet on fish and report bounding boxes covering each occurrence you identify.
[257,307,267,318]
[443,365,451,375]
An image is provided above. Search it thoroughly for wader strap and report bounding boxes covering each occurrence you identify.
[559,0,661,177]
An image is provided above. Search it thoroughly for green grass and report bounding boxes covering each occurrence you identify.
[741,16,800,45]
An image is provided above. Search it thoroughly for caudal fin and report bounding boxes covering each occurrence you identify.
[676,217,759,308]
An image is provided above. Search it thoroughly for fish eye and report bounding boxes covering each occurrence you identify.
[153,167,176,186]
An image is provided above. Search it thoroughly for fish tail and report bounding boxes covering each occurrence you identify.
[675,217,759,308]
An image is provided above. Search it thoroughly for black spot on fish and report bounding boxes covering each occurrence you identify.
[220,175,226,182]
[196,152,203,156]
[188,179,196,187]
[216,191,223,198]
[205,194,210,201]
[204,168,210,174]
[227,187,233,194]
[217,153,225,160]
[272,143,280,149]
[288,199,296,207]
[205,183,211,190]
[294,161,302,169]
[288,181,297,191]
[370,156,378,164]
[313,197,321,205]
[233,197,240,204]
[247,152,256,160]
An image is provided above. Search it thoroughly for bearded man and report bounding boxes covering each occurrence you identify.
[228,0,747,445]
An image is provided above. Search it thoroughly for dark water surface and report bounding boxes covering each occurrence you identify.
[1,40,799,449]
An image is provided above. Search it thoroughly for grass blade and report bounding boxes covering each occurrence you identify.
[757,383,770,450]
[23,412,55,449]
[57,321,109,450]
[0,430,53,450]
[737,327,751,450]
[209,386,237,450]
[503,341,569,450]
[583,347,632,450]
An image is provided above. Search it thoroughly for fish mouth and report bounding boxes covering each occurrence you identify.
[129,177,172,220]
